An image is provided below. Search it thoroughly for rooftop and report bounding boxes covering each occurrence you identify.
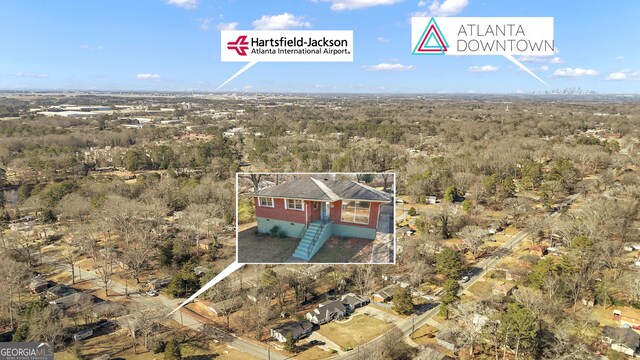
[248,177,391,202]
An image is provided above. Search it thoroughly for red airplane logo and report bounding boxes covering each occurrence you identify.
[227,35,249,56]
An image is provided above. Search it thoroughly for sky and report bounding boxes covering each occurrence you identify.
[0,0,639,93]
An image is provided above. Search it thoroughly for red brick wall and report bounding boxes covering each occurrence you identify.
[254,197,306,223]
[329,200,380,229]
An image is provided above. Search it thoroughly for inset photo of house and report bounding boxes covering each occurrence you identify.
[236,173,395,264]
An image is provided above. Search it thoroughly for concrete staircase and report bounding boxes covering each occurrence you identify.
[292,220,332,261]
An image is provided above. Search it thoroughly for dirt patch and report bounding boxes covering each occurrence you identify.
[310,236,373,263]
[237,226,300,263]
[411,324,437,345]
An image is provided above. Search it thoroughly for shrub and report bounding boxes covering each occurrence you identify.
[408,207,417,216]
[270,226,280,237]
[150,339,167,354]
[277,230,287,238]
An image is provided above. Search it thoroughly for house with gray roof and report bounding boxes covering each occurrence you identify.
[341,293,370,311]
[602,325,640,356]
[248,176,393,261]
[270,320,315,342]
[305,300,347,324]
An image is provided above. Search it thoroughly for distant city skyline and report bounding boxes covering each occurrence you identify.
[1,0,639,93]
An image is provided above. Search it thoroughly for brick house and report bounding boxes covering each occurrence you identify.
[249,177,392,260]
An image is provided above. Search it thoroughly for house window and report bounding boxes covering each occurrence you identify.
[258,197,274,207]
[341,201,370,224]
[286,199,304,211]
[313,202,318,210]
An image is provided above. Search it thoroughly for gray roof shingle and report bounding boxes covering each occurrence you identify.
[249,177,391,202]
[603,326,640,350]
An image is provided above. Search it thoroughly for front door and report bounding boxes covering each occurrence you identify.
[321,202,330,221]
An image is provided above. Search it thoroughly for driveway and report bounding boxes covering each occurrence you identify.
[305,331,345,354]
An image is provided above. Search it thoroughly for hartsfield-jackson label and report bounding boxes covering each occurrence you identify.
[250,37,349,48]
[221,30,353,63]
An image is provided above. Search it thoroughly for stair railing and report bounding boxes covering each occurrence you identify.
[307,222,326,259]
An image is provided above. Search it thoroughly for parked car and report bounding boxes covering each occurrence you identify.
[460,275,470,283]
[146,290,159,297]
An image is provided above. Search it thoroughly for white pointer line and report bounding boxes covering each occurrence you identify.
[168,261,245,316]
[217,61,258,90]
[503,54,549,87]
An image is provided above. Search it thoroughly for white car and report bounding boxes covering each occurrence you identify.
[461,275,470,283]
[146,290,159,297]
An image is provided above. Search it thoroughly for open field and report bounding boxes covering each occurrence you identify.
[317,315,393,350]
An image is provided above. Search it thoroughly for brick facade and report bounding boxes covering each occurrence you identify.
[255,197,380,230]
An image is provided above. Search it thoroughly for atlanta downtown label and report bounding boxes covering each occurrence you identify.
[221,30,353,62]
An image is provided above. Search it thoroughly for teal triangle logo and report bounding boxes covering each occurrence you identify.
[413,18,449,55]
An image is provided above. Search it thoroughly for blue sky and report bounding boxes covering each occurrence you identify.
[0,0,639,93]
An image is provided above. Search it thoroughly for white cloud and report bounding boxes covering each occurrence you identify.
[606,72,627,81]
[135,73,162,80]
[364,63,415,71]
[166,0,198,9]
[418,0,427,6]
[252,13,311,30]
[517,55,546,63]
[79,44,103,51]
[197,18,213,30]
[217,22,239,31]
[377,36,390,43]
[467,65,498,73]
[537,65,549,72]
[615,56,625,62]
[518,55,564,64]
[322,0,403,11]
[605,69,640,81]
[553,68,598,77]
[15,72,48,78]
[413,0,469,17]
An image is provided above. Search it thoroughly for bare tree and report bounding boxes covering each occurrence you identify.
[458,226,485,259]
[0,255,30,329]
[352,265,376,297]
[27,305,65,344]
[6,231,35,267]
[61,246,81,284]
[96,250,114,297]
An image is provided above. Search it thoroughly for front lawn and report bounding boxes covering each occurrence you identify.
[237,226,300,263]
[310,236,373,263]
[317,315,393,350]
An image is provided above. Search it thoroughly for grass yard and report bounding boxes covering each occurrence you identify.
[311,236,373,263]
[504,225,519,236]
[237,226,300,263]
[317,315,393,350]
[293,345,332,360]
[464,279,493,298]
[411,324,438,345]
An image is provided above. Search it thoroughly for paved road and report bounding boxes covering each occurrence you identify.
[332,194,580,359]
